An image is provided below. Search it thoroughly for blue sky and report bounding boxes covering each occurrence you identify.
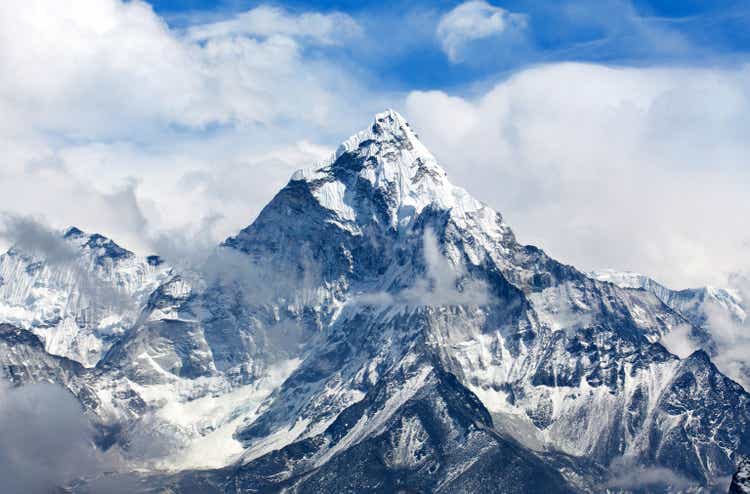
[0,0,748,288]
[147,0,750,91]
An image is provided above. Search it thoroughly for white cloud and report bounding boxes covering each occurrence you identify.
[186,5,362,45]
[0,0,365,137]
[704,273,750,388]
[0,0,197,137]
[0,214,79,264]
[660,323,699,359]
[408,228,490,306]
[436,1,528,62]
[606,457,695,490]
[0,0,384,254]
[358,229,490,307]
[405,62,750,288]
[0,383,105,493]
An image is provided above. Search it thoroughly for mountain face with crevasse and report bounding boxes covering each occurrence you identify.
[1,111,749,493]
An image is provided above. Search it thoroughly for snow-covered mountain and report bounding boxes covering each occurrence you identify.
[1,110,749,493]
[0,227,169,367]
[592,269,750,388]
[591,270,746,331]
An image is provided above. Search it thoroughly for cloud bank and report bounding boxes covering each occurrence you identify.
[0,383,104,494]
[0,0,381,254]
[406,62,750,288]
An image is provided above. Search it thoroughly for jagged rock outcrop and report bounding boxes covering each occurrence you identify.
[730,457,750,494]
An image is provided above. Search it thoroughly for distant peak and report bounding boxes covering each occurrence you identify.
[63,226,85,239]
[61,227,135,262]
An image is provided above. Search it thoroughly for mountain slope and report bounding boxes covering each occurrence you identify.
[0,228,169,367]
[592,269,750,388]
[212,111,748,487]
[730,457,750,494]
[1,110,749,492]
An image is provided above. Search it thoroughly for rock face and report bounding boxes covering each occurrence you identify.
[0,228,169,367]
[591,271,746,333]
[592,269,750,388]
[1,110,749,492]
[730,457,750,494]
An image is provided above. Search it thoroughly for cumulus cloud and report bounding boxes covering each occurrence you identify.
[405,62,750,288]
[0,0,363,137]
[0,150,153,254]
[0,0,384,255]
[436,1,528,62]
[0,383,104,494]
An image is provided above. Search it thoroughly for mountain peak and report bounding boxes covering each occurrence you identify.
[63,226,85,239]
[343,108,435,166]
[60,226,134,262]
[370,108,421,143]
[292,109,435,180]
[289,110,485,229]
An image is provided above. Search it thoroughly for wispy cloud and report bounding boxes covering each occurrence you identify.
[0,214,78,265]
[358,228,490,307]
[606,457,696,491]
[186,5,362,45]
[704,273,750,387]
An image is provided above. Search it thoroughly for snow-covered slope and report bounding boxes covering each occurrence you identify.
[2,111,749,493]
[0,228,169,366]
[731,457,750,494]
[591,269,746,329]
[592,269,750,388]
[186,110,750,489]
